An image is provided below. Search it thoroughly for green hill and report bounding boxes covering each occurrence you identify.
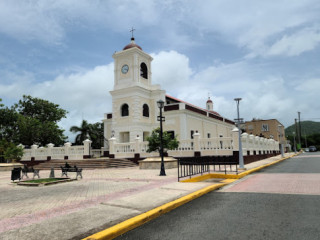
[285,121,320,136]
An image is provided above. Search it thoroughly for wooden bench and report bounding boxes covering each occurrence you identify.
[21,165,40,179]
[60,165,82,179]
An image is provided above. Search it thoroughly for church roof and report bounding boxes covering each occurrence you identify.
[123,37,142,51]
[165,95,220,117]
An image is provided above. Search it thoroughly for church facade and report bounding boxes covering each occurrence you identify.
[103,38,234,145]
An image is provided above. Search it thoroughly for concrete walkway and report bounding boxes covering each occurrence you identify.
[0,153,295,240]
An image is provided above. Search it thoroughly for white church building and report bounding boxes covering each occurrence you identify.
[19,37,279,163]
[102,37,266,160]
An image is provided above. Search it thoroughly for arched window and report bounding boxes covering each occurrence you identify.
[143,104,149,117]
[121,104,129,117]
[140,62,148,79]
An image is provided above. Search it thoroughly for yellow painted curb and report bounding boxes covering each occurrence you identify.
[83,182,228,240]
[180,174,214,182]
[83,152,301,240]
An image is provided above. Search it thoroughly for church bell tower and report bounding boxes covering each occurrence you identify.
[105,35,165,144]
[112,37,153,90]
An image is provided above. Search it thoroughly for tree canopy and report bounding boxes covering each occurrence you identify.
[146,128,179,153]
[0,95,67,147]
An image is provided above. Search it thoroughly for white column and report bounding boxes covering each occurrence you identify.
[109,137,116,155]
[47,143,54,159]
[193,132,200,152]
[232,127,239,150]
[31,144,38,159]
[135,135,141,154]
[83,139,92,158]
[64,142,71,157]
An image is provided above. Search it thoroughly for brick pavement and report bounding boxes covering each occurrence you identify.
[0,153,293,240]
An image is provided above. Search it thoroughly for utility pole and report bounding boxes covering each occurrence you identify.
[304,132,308,148]
[295,118,299,150]
[298,112,302,148]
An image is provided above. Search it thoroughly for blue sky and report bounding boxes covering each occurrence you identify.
[0,0,320,141]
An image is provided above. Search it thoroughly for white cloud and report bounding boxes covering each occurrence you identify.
[1,0,319,59]
[151,50,193,94]
[267,28,320,56]
[0,0,64,44]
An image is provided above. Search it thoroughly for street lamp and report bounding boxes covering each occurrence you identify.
[157,100,166,176]
[278,124,284,157]
[234,98,245,169]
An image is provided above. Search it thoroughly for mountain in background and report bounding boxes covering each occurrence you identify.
[285,121,320,136]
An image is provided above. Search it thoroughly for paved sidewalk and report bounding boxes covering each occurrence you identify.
[0,153,294,240]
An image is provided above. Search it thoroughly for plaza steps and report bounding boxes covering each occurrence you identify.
[34,158,137,170]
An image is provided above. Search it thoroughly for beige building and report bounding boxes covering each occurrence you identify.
[244,119,286,143]
[103,37,235,146]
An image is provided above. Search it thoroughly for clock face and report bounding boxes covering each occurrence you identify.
[121,64,129,74]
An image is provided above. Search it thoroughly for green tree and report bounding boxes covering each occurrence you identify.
[0,140,24,163]
[0,106,20,143]
[0,95,67,146]
[146,128,179,153]
[88,122,104,149]
[14,95,67,123]
[70,120,104,148]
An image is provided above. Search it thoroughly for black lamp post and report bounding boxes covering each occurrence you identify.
[157,100,166,176]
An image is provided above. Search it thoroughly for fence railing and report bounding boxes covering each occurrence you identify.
[109,131,279,159]
[21,139,92,161]
[177,156,238,181]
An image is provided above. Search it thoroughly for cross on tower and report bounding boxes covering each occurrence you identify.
[130,27,136,39]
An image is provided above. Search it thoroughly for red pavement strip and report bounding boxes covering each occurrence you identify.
[0,177,176,233]
[222,173,320,195]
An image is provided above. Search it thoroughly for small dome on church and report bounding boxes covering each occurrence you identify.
[123,37,142,50]
[206,97,213,103]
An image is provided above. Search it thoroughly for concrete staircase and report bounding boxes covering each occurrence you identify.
[34,158,137,170]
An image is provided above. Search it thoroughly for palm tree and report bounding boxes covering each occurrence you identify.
[88,122,104,149]
[70,120,104,148]
[70,120,91,145]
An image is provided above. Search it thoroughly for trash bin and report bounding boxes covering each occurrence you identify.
[11,167,21,181]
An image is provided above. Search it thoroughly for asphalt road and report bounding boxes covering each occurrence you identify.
[116,152,320,240]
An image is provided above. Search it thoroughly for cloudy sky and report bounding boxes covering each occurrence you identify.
[1,0,320,141]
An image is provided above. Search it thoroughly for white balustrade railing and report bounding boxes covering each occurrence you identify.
[21,139,92,161]
[175,139,194,151]
[241,133,279,155]
[51,147,65,156]
[199,137,233,150]
[69,146,84,155]
[114,143,135,153]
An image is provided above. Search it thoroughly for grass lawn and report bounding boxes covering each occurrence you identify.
[22,178,67,183]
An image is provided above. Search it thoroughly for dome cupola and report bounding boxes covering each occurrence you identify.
[206,97,214,111]
[123,37,142,51]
